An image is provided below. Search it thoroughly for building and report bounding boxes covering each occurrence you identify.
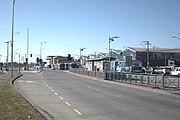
[46,55,73,67]
[122,47,180,67]
[86,53,108,72]
[85,47,180,72]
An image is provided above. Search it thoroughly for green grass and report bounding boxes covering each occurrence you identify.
[0,75,46,120]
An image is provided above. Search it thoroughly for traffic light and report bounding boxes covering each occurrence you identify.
[26,58,28,62]
[30,54,32,57]
[40,59,42,64]
[36,57,39,63]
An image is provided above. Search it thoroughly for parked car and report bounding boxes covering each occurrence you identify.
[131,66,142,73]
[154,66,172,75]
[145,67,154,74]
[171,67,180,76]
[116,67,129,73]
[164,66,172,74]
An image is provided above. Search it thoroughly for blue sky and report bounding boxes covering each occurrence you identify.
[0,0,180,62]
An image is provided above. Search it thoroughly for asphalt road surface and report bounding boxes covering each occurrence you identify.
[14,70,180,120]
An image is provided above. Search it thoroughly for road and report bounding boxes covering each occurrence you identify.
[14,70,180,120]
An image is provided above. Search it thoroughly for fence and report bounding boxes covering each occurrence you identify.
[69,68,105,79]
[70,69,180,90]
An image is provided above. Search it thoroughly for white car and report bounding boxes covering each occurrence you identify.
[171,67,180,76]
[154,67,166,74]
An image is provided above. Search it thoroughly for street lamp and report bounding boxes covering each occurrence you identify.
[142,41,151,68]
[80,48,86,58]
[108,36,119,71]
[172,36,180,40]
[80,47,86,68]
[40,42,46,69]
[11,0,16,78]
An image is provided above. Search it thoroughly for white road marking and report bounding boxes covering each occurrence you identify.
[40,72,83,116]
[18,80,37,84]
[74,109,82,115]
[65,101,71,106]
[59,96,64,100]
[87,86,99,91]
[54,92,58,96]
[25,75,34,76]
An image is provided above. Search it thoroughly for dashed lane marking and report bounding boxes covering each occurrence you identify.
[65,101,71,106]
[54,92,58,96]
[40,72,82,116]
[59,96,64,100]
[74,109,82,115]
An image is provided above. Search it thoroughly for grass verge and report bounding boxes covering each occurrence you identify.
[0,74,46,120]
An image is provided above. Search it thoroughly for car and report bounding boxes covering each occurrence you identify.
[153,66,172,75]
[116,67,129,73]
[131,66,142,73]
[145,67,154,74]
[154,67,166,74]
[171,67,180,76]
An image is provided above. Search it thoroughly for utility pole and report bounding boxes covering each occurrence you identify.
[80,48,86,68]
[11,0,16,78]
[143,41,150,68]
[40,42,46,70]
[109,36,119,71]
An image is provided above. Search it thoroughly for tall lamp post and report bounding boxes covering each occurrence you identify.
[172,36,180,40]
[40,42,46,70]
[142,41,151,68]
[11,0,16,78]
[108,36,119,71]
[80,48,86,67]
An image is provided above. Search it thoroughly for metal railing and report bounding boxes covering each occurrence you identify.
[105,71,180,90]
[69,69,180,90]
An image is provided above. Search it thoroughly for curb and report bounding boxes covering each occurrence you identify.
[11,74,23,86]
